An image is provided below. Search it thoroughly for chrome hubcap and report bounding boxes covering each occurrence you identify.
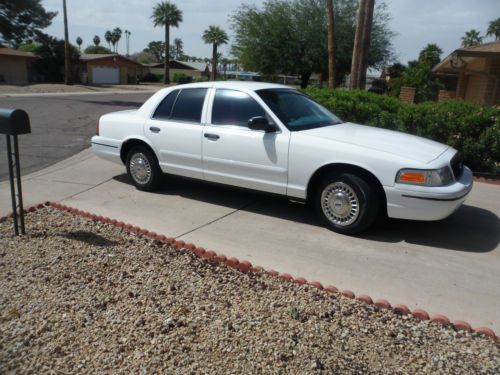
[321,182,360,226]
[129,153,152,185]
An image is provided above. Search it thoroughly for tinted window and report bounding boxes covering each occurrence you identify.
[212,89,266,126]
[257,89,342,131]
[170,88,207,123]
[153,89,179,119]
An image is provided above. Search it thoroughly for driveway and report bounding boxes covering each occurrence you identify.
[0,148,499,332]
[0,91,156,181]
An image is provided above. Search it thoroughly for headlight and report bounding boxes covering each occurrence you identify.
[396,167,453,186]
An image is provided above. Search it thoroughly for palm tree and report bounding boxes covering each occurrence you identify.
[461,29,483,47]
[104,31,112,49]
[326,0,335,88]
[173,37,183,59]
[350,0,374,89]
[124,30,131,56]
[418,43,443,68]
[63,0,71,85]
[151,1,183,84]
[93,35,100,46]
[76,36,82,51]
[486,18,500,41]
[220,57,230,80]
[112,27,122,53]
[202,25,229,81]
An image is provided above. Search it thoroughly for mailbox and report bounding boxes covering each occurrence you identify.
[0,108,31,135]
[1,107,31,235]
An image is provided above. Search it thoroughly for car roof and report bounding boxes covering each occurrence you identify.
[173,80,293,92]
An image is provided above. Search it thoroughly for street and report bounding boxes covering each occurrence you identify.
[0,92,155,181]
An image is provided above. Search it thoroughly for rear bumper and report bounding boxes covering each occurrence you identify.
[384,166,473,221]
[91,136,122,165]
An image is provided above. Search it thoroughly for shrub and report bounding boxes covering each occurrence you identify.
[172,73,192,84]
[141,73,161,82]
[302,88,500,174]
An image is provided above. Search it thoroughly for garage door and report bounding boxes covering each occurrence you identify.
[92,66,120,84]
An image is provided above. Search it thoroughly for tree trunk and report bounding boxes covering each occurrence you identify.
[63,0,71,85]
[211,44,217,81]
[164,26,170,84]
[326,0,336,89]
[350,0,366,89]
[358,0,375,89]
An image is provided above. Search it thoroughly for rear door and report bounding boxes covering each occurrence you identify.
[144,87,208,179]
[202,88,290,194]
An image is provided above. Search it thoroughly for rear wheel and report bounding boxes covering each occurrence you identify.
[126,145,162,191]
[315,173,380,235]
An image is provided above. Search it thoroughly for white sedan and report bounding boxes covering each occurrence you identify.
[91,81,473,234]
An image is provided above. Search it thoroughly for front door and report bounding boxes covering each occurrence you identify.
[145,87,208,179]
[202,88,290,194]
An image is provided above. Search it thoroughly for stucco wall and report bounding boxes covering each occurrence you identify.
[0,55,29,83]
[148,67,202,79]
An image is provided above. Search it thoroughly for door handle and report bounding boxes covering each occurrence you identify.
[149,126,161,133]
[204,133,220,140]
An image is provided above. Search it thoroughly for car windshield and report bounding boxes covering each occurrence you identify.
[256,88,342,131]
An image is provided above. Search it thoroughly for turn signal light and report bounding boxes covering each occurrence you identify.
[398,172,425,183]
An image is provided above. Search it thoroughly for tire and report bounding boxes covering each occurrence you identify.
[126,145,162,191]
[314,173,380,235]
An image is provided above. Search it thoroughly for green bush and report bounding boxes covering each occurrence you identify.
[141,73,161,82]
[302,88,500,174]
[172,73,192,84]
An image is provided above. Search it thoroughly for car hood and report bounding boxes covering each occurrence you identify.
[300,122,448,164]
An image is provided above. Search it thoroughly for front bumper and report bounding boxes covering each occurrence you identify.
[384,166,473,221]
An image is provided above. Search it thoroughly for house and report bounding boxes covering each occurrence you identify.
[79,54,143,84]
[0,48,37,83]
[433,41,500,105]
[146,60,210,80]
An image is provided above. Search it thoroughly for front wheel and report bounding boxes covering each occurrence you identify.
[126,146,162,191]
[315,173,380,235]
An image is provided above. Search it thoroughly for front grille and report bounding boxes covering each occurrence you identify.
[450,153,464,180]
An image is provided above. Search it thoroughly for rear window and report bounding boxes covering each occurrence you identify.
[170,88,207,123]
[153,89,179,119]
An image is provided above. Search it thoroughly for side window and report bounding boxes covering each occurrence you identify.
[153,89,179,119]
[212,89,266,127]
[170,88,208,123]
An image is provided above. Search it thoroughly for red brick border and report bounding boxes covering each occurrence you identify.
[1,201,498,341]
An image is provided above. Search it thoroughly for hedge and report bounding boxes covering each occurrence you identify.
[302,88,499,174]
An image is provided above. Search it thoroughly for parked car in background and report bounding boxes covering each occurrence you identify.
[91,82,473,234]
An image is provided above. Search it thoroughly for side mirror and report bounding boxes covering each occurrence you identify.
[247,116,276,132]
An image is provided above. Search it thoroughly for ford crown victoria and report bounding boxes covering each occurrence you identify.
[91,82,473,234]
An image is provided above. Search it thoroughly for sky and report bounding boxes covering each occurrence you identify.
[41,0,500,64]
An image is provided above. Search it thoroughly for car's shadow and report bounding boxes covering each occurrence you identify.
[113,173,500,253]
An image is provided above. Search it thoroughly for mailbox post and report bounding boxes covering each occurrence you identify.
[0,109,31,235]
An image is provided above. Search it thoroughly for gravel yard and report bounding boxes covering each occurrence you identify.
[0,208,498,374]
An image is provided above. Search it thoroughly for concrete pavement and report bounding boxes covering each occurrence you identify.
[1,148,499,332]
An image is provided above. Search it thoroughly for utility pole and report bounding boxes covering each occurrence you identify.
[63,0,71,85]
[326,0,336,88]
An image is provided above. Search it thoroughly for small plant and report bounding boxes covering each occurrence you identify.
[289,307,300,320]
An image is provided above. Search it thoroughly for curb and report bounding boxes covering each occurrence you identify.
[473,176,500,186]
[1,201,498,341]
